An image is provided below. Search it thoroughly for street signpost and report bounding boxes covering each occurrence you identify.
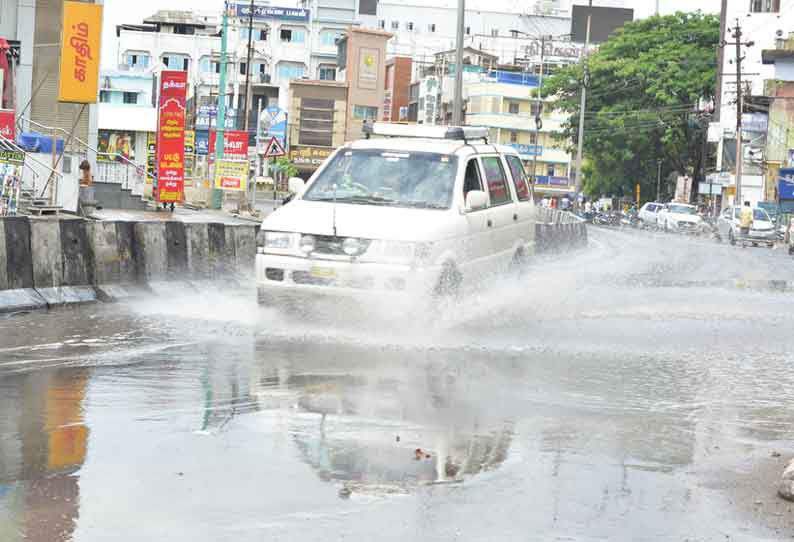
[262,136,286,202]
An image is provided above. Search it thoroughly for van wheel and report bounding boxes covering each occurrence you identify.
[434,262,462,298]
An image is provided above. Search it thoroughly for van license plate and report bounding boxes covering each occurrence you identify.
[310,266,336,279]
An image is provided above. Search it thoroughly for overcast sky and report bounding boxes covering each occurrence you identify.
[100,0,722,68]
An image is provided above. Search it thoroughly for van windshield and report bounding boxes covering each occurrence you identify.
[303,149,458,209]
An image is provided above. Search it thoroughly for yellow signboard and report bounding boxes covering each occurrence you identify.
[58,1,103,103]
[214,159,248,191]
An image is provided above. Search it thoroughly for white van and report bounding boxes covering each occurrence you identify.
[255,123,536,304]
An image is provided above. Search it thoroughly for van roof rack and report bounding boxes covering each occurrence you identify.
[362,121,489,143]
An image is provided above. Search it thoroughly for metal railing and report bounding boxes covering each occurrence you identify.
[0,132,65,201]
[536,206,579,225]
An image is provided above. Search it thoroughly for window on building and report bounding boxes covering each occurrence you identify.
[259,28,269,40]
[277,62,305,80]
[391,21,399,30]
[508,102,519,115]
[465,26,471,35]
[353,105,378,120]
[547,164,555,177]
[99,90,111,103]
[428,23,436,32]
[529,132,537,145]
[379,19,385,29]
[126,53,150,68]
[319,66,336,81]
[240,27,250,41]
[320,30,341,46]
[749,0,780,12]
[481,156,511,205]
[280,28,305,43]
[214,61,221,74]
[530,102,542,117]
[491,28,499,37]
[509,131,518,143]
[506,155,531,201]
[359,0,377,15]
[299,97,335,147]
[240,62,247,75]
[407,22,414,31]
[123,92,137,105]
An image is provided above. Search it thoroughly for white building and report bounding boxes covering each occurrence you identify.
[714,0,794,205]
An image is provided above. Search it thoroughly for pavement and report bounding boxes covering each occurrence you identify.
[2,227,794,541]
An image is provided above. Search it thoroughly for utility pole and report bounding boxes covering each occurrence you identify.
[531,35,546,186]
[714,0,728,122]
[574,3,592,199]
[243,0,255,133]
[655,0,660,15]
[213,1,230,209]
[452,0,465,125]
[656,159,662,201]
[721,19,754,207]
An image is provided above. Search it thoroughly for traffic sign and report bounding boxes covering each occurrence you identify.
[260,106,287,146]
[262,136,286,158]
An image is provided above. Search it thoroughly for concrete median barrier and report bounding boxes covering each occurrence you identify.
[0,217,46,313]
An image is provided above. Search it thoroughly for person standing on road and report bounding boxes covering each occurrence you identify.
[739,201,753,248]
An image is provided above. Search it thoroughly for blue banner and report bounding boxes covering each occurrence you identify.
[510,143,542,156]
[235,4,310,21]
[778,168,794,200]
[195,130,209,156]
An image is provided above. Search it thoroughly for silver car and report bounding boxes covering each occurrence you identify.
[716,206,776,247]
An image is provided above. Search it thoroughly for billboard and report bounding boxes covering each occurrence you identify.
[0,109,13,140]
[214,159,248,191]
[571,5,633,44]
[97,130,135,162]
[289,146,333,168]
[779,168,794,200]
[146,132,156,180]
[234,4,310,21]
[156,70,188,203]
[58,2,103,103]
[209,129,248,159]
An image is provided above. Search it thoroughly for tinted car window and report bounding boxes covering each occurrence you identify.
[481,156,511,205]
[505,155,531,201]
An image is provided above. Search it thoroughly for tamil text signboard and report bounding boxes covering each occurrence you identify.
[209,129,248,159]
[58,2,102,103]
[156,70,188,203]
[234,4,310,21]
[0,109,14,140]
[289,146,332,168]
[214,159,248,191]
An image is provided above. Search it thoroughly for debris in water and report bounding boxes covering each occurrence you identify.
[396,435,400,442]
[339,485,352,499]
[772,451,782,458]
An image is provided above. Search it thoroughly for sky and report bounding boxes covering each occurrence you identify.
[100,0,722,68]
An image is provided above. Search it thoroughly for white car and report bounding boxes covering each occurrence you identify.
[656,203,706,233]
[717,205,776,247]
[255,123,536,305]
[638,202,664,227]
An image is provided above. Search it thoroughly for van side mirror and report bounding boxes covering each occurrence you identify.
[465,190,488,212]
[288,177,305,194]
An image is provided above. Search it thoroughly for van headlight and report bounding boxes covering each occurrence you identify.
[342,237,363,256]
[299,234,316,254]
[261,231,296,252]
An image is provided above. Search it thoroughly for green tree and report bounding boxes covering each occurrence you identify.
[273,156,299,179]
[542,12,719,201]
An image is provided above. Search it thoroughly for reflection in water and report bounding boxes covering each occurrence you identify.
[0,370,89,542]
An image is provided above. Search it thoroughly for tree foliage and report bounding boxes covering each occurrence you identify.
[542,12,719,200]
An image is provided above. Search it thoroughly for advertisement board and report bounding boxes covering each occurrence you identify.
[214,159,248,191]
[156,70,188,203]
[779,168,794,200]
[0,109,14,140]
[209,129,248,159]
[184,130,195,179]
[58,2,103,103]
[146,132,156,180]
[97,130,135,161]
[289,146,333,168]
[261,106,287,147]
[234,4,310,21]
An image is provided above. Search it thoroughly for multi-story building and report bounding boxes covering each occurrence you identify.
[383,56,412,121]
[713,0,794,205]
[761,33,794,204]
[467,77,573,197]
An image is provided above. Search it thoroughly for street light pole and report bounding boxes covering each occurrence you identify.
[452,0,465,125]
[531,35,546,186]
[573,12,591,198]
[656,159,662,201]
[213,1,230,210]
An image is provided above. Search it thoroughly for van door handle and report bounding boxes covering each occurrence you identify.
[513,213,518,221]
[487,219,493,227]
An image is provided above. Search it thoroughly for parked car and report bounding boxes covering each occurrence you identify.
[716,205,776,247]
[638,202,664,227]
[255,123,537,305]
[656,203,707,234]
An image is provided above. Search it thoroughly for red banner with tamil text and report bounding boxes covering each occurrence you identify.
[156,71,188,203]
[209,129,248,160]
[0,109,14,141]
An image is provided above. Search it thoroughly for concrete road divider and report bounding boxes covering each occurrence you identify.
[0,217,46,312]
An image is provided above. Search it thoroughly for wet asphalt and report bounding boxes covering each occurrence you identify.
[2,227,794,541]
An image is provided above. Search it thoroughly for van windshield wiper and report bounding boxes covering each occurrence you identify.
[311,195,397,205]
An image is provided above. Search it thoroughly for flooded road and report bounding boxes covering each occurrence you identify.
[2,228,794,541]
